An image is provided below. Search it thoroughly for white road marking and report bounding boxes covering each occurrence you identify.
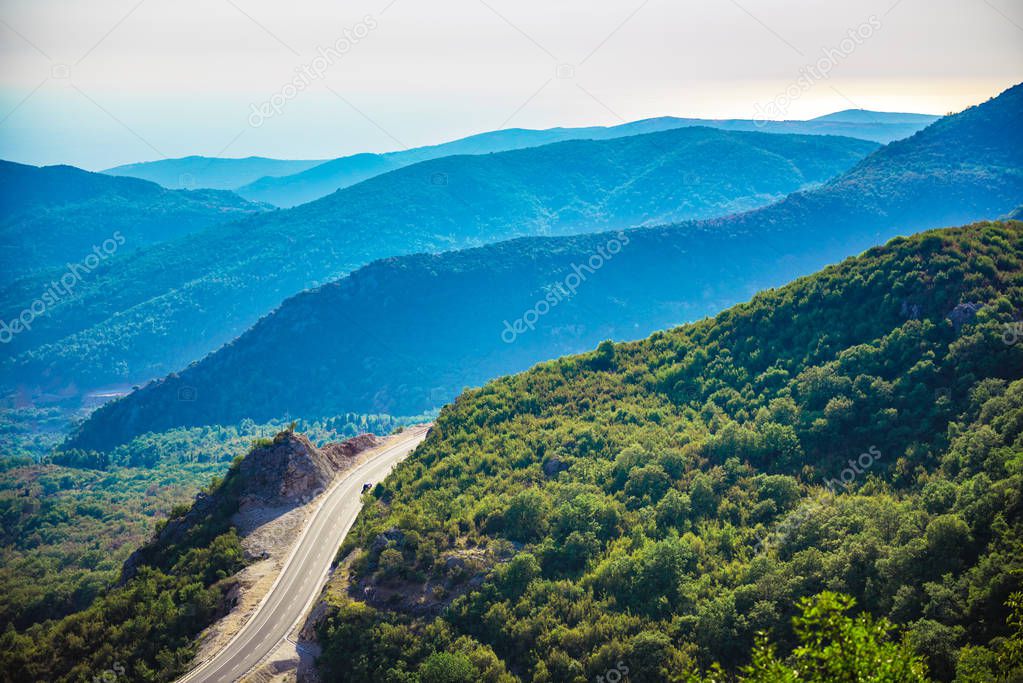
[174,427,429,683]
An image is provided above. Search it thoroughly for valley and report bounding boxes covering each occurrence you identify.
[1,127,879,414]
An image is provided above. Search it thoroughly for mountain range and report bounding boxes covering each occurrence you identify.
[0,127,878,403]
[105,110,938,209]
[1,74,1020,683]
[66,84,1023,451]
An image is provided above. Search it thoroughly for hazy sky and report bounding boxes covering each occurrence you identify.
[1,0,1020,170]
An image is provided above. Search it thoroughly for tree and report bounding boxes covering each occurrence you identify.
[591,340,617,370]
[998,591,1023,677]
[739,592,930,682]
[419,651,476,683]
[502,489,550,542]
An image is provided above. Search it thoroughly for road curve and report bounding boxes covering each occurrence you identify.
[177,426,429,683]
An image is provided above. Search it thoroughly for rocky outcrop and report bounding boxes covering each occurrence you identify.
[240,430,382,507]
[321,433,381,468]
[542,455,569,477]
[900,300,921,320]
[947,301,983,332]
[239,431,337,506]
[120,430,381,583]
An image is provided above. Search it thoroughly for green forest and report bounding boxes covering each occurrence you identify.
[0,454,245,682]
[310,220,1023,681]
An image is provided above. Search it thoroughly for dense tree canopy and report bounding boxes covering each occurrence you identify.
[314,221,1023,681]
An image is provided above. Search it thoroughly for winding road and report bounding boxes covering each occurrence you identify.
[177,426,429,683]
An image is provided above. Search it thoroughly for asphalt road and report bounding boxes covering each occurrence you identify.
[177,426,429,683]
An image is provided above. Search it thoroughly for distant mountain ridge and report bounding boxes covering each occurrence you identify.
[102,155,326,190]
[236,111,938,207]
[0,160,268,285]
[64,83,1023,450]
[809,109,939,124]
[101,110,937,209]
[2,127,877,404]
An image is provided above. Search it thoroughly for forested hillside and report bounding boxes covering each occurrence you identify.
[69,84,1023,451]
[1,452,249,682]
[0,414,412,682]
[0,161,267,285]
[312,220,1023,681]
[1,128,876,402]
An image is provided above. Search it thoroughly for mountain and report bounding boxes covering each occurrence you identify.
[0,127,877,401]
[237,113,937,207]
[307,219,1023,681]
[236,153,405,207]
[67,83,1023,451]
[102,155,326,190]
[0,161,268,285]
[810,109,940,125]
[95,113,931,210]
[13,221,1022,682]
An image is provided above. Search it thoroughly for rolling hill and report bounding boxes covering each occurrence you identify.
[235,111,937,208]
[0,161,268,285]
[0,127,878,402]
[66,83,1023,451]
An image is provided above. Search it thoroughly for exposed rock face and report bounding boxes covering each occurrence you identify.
[239,432,336,506]
[238,431,382,506]
[542,455,569,477]
[321,433,380,466]
[947,301,983,331]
